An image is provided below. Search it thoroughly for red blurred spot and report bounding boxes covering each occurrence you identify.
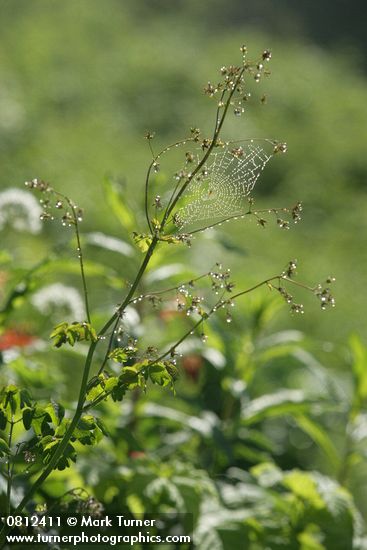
[129,451,146,459]
[158,309,179,322]
[0,329,36,351]
[182,354,203,382]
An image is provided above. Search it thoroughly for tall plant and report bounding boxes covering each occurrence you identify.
[0,46,335,545]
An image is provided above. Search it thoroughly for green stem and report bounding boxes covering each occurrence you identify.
[0,68,243,548]
[6,419,14,515]
[71,207,91,324]
[60,193,91,324]
[83,275,282,411]
[161,70,243,229]
[0,237,159,547]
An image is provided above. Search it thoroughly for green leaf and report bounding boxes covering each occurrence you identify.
[0,437,11,457]
[159,235,181,245]
[283,470,325,508]
[103,377,119,392]
[3,385,20,415]
[298,524,326,550]
[294,414,340,470]
[42,441,77,470]
[50,322,98,348]
[95,418,109,437]
[22,407,35,430]
[111,385,126,402]
[126,494,145,515]
[55,418,71,437]
[109,348,129,363]
[86,385,104,403]
[84,231,134,257]
[31,406,53,436]
[350,334,367,408]
[148,363,172,387]
[0,250,12,265]
[133,233,152,253]
[77,415,96,431]
[86,373,119,402]
[164,360,179,381]
[39,435,58,451]
[250,462,283,488]
[119,367,140,388]
[103,176,136,232]
[0,408,7,430]
[43,402,65,426]
[19,389,32,408]
[242,390,311,425]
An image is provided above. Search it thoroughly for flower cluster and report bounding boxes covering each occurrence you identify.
[314,278,336,310]
[203,47,272,117]
[25,179,83,227]
[209,263,235,294]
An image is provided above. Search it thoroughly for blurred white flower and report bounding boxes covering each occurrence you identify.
[123,306,143,336]
[31,283,85,321]
[85,231,134,256]
[0,188,42,234]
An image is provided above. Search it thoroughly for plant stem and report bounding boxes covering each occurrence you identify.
[82,275,282,411]
[161,69,244,229]
[0,66,243,548]
[70,205,91,324]
[6,419,14,515]
[57,193,91,324]
[0,237,160,548]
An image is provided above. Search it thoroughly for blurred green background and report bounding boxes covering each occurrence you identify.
[1,1,367,547]
[1,0,366,343]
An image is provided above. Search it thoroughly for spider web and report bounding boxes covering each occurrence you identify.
[174,142,272,230]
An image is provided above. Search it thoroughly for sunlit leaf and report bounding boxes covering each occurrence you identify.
[103,176,136,232]
[241,390,311,425]
[294,414,340,470]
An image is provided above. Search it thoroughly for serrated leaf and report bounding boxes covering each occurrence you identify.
[132,233,152,253]
[86,385,104,403]
[103,377,119,392]
[50,322,98,348]
[77,415,96,431]
[109,348,129,363]
[148,363,171,387]
[159,235,182,245]
[120,367,140,387]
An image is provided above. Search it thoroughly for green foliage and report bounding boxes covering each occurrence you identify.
[0,439,10,458]
[103,176,136,234]
[132,232,153,253]
[50,321,97,348]
[350,335,367,412]
[0,9,366,546]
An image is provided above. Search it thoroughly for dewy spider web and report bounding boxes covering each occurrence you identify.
[173,141,273,230]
